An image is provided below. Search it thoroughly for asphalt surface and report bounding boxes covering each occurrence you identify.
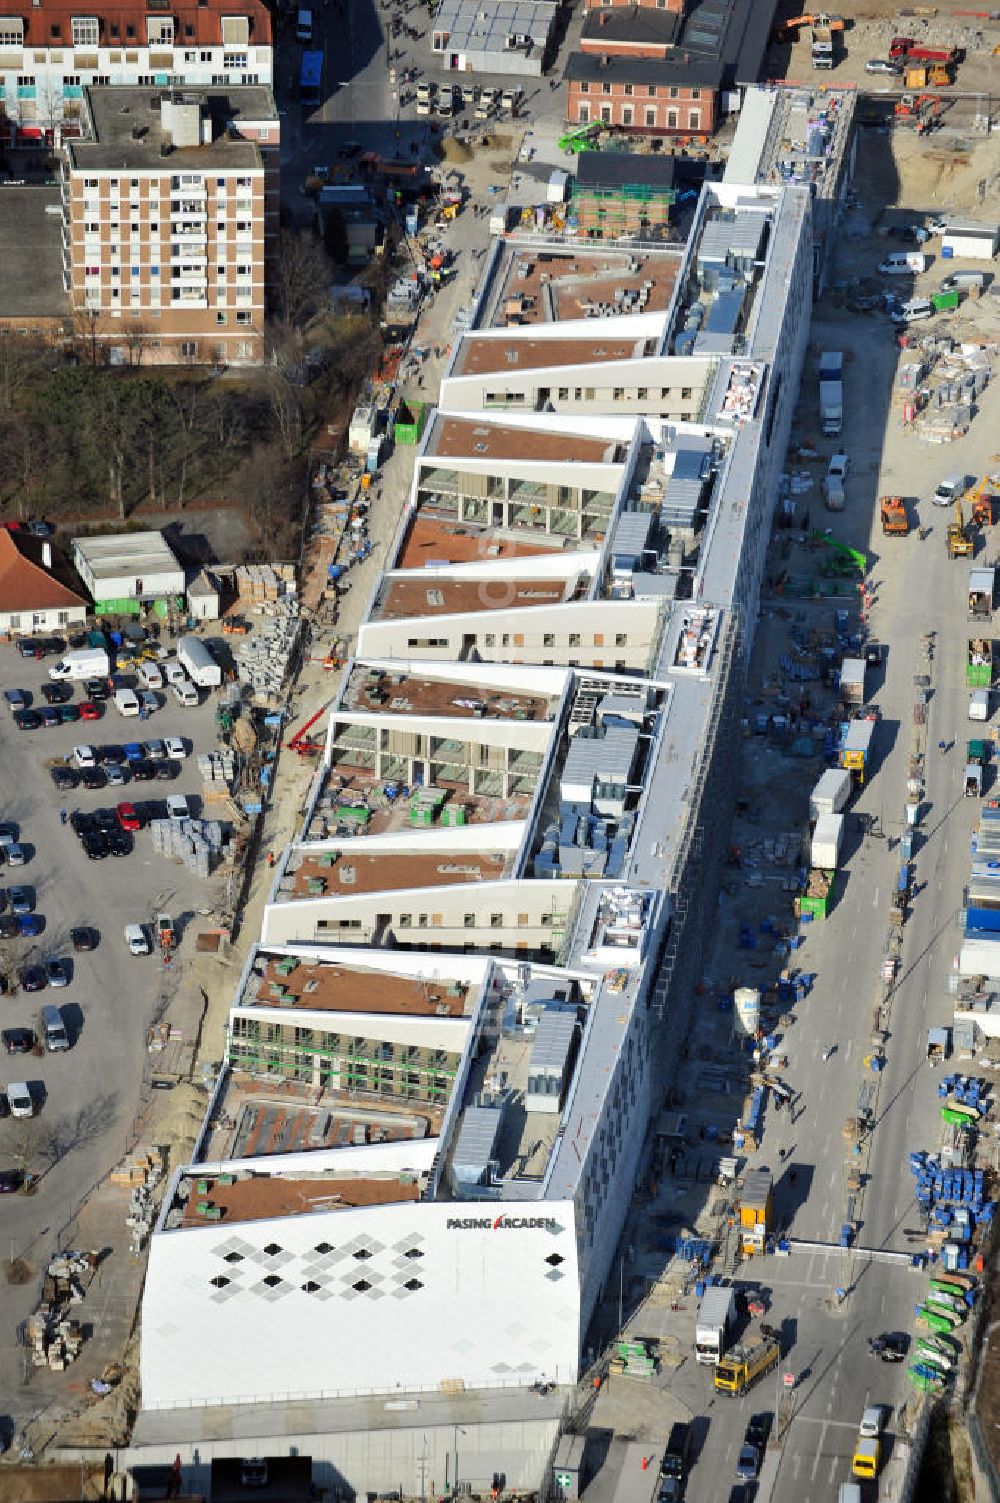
[666,264,1000,1502]
[0,640,225,1414]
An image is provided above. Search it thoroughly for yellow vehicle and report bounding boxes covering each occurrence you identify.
[852,1437,880,1480]
[714,1338,780,1396]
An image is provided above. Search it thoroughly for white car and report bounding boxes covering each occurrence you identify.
[933,474,967,507]
[72,744,97,769]
[164,737,188,761]
[138,662,164,690]
[171,679,198,707]
[163,659,187,686]
[7,1081,33,1118]
[166,794,191,820]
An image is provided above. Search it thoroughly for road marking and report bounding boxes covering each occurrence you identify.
[792,1418,869,1429]
[811,1424,827,1480]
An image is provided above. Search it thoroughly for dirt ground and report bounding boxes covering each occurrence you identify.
[0,1464,108,1502]
[769,5,1000,95]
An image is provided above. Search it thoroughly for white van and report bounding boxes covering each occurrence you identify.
[879,251,928,275]
[171,679,198,707]
[7,1082,32,1118]
[124,922,151,956]
[859,1405,886,1438]
[114,687,140,717]
[139,660,164,690]
[163,659,187,686]
[42,1004,69,1053]
[296,7,313,41]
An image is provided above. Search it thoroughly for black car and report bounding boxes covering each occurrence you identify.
[136,799,168,823]
[108,830,132,857]
[0,1169,23,1192]
[82,832,110,860]
[40,707,61,729]
[93,808,120,832]
[51,764,80,792]
[71,926,98,951]
[79,767,107,790]
[131,759,156,782]
[38,635,65,654]
[70,811,96,836]
[16,638,41,659]
[153,759,178,780]
[20,965,46,993]
[2,1028,36,1054]
[97,744,126,766]
[745,1414,772,1451]
[85,678,110,701]
[868,1332,907,1363]
[13,709,41,730]
[41,682,73,705]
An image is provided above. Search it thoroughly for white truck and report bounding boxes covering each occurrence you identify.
[811,811,844,869]
[809,768,851,821]
[48,646,110,682]
[818,351,843,437]
[695,1284,739,1365]
[177,635,222,689]
[824,453,849,511]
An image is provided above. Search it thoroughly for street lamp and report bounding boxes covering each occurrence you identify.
[453,1425,467,1497]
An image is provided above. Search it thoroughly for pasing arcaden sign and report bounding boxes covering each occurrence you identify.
[446,1215,560,1231]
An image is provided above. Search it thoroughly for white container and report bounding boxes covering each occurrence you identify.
[810,768,851,820]
[970,690,990,721]
[811,811,844,869]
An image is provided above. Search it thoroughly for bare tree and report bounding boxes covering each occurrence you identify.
[0,331,48,411]
[168,379,204,508]
[266,369,303,459]
[71,306,104,367]
[274,227,332,327]
[122,320,153,368]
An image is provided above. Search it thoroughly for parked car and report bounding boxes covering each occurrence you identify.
[45,958,70,987]
[16,638,41,659]
[3,689,28,711]
[16,914,43,937]
[50,765,80,791]
[735,1446,761,1482]
[0,1169,24,1192]
[72,744,97,769]
[138,691,159,716]
[144,739,166,760]
[7,1082,33,1118]
[0,835,25,866]
[79,767,107,790]
[164,737,188,761]
[124,923,151,956]
[71,926,98,952]
[123,742,145,763]
[166,794,191,820]
[97,744,125,766]
[868,1332,907,1362]
[116,802,141,832]
[85,678,110,701]
[82,833,110,861]
[2,1029,36,1055]
[41,683,72,705]
[108,830,132,857]
[153,760,178,781]
[131,760,156,782]
[13,710,41,731]
[865,57,902,74]
[19,966,46,993]
[58,704,81,724]
[104,763,128,787]
[933,473,968,507]
[9,887,33,915]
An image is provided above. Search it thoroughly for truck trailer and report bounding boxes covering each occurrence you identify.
[969,567,995,622]
[177,635,222,689]
[695,1285,738,1365]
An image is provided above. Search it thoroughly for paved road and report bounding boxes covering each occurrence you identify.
[672,282,1000,1502]
[0,643,225,1419]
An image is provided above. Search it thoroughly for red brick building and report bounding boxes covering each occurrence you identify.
[566,53,717,139]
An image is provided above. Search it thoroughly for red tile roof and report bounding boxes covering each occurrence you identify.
[0,528,87,612]
[0,0,272,49]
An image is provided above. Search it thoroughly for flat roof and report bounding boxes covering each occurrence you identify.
[425,415,624,465]
[373,574,578,620]
[247,955,473,1017]
[580,7,680,47]
[178,1173,420,1227]
[198,1074,441,1163]
[307,769,533,839]
[398,512,573,568]
[481,247,681,331]
[431,0,556,46]
[67,86,273,171]
[452,333,649,378]
[0,188,67,318]
[282,847,513,899]
[72,529,182,579]
[342,664,556,720]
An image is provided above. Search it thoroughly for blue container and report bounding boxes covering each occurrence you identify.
[942,243,953,258]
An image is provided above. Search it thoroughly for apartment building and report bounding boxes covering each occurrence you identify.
[128,180,827,1496]
[566,53,716,139]
[61,85,276,363]
[0,0,272,144]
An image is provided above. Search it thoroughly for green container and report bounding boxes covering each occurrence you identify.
[967,661,992,688]
[932,289,960,312]
[968,739,989,762]
[394,401,426,445]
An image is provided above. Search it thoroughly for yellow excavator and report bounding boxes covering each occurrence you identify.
[947,499,973,558]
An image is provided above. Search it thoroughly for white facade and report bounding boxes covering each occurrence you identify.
[141,1198,579,1408]
[0,599,86,635]
[72,529,185,603]
[941,221,999,261]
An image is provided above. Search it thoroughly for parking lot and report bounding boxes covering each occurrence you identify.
[0,632,227,1411]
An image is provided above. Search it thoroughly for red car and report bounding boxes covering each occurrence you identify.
[116,801,141,832]
[78,701,101,721]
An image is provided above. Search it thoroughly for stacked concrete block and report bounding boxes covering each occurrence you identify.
[237,615,301,702]
[198,750,237,790]
[149,817,228,876]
